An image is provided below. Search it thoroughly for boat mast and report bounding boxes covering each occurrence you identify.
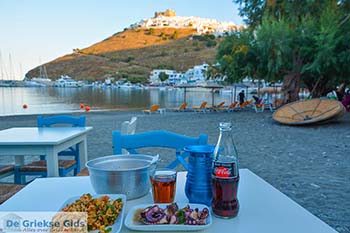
[0,50,3,80]
[9,54,14,80]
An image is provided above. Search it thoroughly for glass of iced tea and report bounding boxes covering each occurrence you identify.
[150,169,177,203]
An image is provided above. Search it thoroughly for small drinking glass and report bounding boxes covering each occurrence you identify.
[150,169,177,203]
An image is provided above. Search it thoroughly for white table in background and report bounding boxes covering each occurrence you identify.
[0,169,336,233]
[0,127,92,177]
[158,108,166,114]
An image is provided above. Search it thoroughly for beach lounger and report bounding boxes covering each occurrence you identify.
[211,101,225,112]
[239,100,253,109]
[254,103,264,112]
[169,102,187,112]
[216,101,239,112]
[191,101,208,113]
[143,104,160,114]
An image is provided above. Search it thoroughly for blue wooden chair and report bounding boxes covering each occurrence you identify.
[17,115,85,183]
[112,130,208,170]
[37,115,85,174]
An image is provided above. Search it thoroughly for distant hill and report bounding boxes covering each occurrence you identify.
[26,24,227,82]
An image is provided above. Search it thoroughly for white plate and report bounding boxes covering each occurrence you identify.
[60,194,126,233]
[124,203,212,232]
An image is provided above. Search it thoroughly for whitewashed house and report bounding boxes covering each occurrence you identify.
[184,64,209,83]
[149,69,178,84]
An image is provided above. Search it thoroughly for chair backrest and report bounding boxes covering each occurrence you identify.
[179,102,187,110]
[200,102,207,109]
[121,117,137,135]
[37,115,86,127]
[229,101,238,108]
[150,104,160,112]
[112,130,208,170]
[216,102,225,108]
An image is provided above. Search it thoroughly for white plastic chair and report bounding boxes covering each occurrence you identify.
[121,117,137,135]
[120,117,137,154]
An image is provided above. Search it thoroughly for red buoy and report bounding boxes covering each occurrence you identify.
[85,106,91,112]
[22,104,28,109]
[80,103,85,109]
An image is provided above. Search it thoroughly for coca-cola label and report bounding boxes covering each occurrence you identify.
[215,166,230,177]
[213,161,238,178]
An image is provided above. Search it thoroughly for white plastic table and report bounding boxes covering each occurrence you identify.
[0,169,336,233]
[158,108,166,114]
[0,127,92,177]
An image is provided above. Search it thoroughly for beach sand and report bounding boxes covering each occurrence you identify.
[0,109,349,232]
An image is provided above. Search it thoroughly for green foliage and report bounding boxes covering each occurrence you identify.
[159,72,169,82]
[172,30,178,39]
[206,40,217,47]
[127,76,148,84]
[218,0,350,97]
[193,34,217,48]
[160,51,168,57]
[193,34,216,41]
[123,56,135,63]
[149,28,155,35]
[115,73,129,80]
[155,64,175,70]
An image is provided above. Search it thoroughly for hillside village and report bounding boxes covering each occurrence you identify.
[131,9,241,36]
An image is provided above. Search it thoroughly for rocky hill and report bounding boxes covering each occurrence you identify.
[26,25,224,82]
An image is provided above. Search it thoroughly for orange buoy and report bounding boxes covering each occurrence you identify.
[22,104,28,109]
[80,103,85,109]
[85,106,91,112]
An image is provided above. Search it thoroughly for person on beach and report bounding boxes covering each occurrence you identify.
[253,95,262,104]
[238,90,245,105]
[341,90,350,111]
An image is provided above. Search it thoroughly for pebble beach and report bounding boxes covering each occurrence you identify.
[0,109,349,232]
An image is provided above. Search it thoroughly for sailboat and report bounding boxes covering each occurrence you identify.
[26,64,53,86]
[0,52,15,87]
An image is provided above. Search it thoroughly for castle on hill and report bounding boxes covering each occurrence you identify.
[130,9,241,36]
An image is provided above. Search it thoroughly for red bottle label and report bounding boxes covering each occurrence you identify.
[215,166,230,177]
[213,161,238,178]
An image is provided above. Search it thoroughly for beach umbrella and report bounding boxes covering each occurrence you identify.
[273,98,345,125]
[176,84,196,103]
[203,85,224,107]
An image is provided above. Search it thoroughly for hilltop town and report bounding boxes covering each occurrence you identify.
[130,9,241,36]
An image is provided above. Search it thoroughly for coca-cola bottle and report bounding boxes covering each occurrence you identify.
[212,122,240,218]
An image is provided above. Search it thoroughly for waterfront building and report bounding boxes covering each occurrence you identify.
[185,63,209,84]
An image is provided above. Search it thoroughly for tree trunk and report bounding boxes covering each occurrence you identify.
[304,77,344,98]
[281,72,300,104]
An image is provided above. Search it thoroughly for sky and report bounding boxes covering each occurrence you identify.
[0,0,243,80]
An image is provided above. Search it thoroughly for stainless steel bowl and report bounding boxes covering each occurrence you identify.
[86,154,158,200]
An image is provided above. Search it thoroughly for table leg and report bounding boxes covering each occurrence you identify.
[79,136,88,170]
[15,156,25,184]
[46,147,59,177]
[14,156,24,165]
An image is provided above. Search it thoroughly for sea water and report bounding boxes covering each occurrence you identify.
[0,87,249,116]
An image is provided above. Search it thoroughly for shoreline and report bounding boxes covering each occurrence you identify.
[0,110,349,232]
